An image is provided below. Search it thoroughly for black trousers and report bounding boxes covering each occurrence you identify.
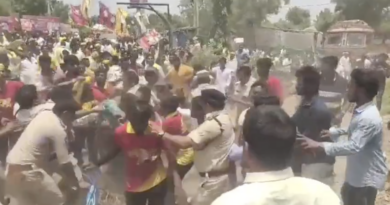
[341,183,377,205]
[177,163,193,179]
[125,179,168,205]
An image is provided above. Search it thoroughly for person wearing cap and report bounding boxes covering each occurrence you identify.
[150,88,234,205]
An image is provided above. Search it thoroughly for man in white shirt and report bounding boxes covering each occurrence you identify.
[20,55,39,85]
[212,57,234,94]
[337,52,352,80]
[212,106,340,205]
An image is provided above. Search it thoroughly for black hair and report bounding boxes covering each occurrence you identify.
[250,80,268,91]
[64,55,80,66]
[350,68,379,100]
[256,58,273,70]
[243,105,296,170]
[136,86,152,102]
[295,65,320,94]
[219,57,227,63]
[160,95,180,115]
[237,65,252,76]
[69,38,79,49]
[253,94,280,107]
[321,56,339,68]
[112,55,119,64]
[62,49,70,56]
[38,55,51,64]
[200,89,226,110]
[124,70,139,85]
[15,85,38,110]
[52,99,81,115]
[49,86,74,104]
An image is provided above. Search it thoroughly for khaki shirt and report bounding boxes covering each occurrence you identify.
[7,111,70,166]
[188,111,234,172]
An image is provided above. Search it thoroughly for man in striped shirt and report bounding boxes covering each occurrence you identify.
[318,56,349,127]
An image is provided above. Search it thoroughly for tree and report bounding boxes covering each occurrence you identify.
[314,8,337,32]
[51,1,69,22]
[332,0,390,27]
[229,0,290,35]
[179,0,214,38]
[11,0,48,16]
[285,6,311,29]
[0,1,11,16]
[148,13,188,32]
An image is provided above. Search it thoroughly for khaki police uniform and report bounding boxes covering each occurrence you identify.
[188,111,234,205]
[5,111,72,205]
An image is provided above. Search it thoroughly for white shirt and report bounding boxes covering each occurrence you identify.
[212,66,234,94]
[212,168,340,205]
[20,58,39,85]
[107,65,122,83]
[364,59,372,69]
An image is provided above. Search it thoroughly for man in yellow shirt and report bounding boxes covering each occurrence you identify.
[166,54,194,99]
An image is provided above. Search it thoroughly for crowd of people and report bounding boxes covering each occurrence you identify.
[0,32,388,205]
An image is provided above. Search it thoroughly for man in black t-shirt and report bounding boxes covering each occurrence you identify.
[318,56,349,127]
[372,53,389,111]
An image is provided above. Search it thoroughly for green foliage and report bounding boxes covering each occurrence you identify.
[11,0,48,16]
[0,1,11,16]
[179,0,289,39]
[378,21,390,43]
[229,0,290,35]
[78,26,92,39]
[285,6,311,29]
[189,47,221,68]
[314,8,337,32]
[51,1,69,23]
[148,13,188,31]
[332,0,390,27]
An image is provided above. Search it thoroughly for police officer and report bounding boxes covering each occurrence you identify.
[151,88,234,205]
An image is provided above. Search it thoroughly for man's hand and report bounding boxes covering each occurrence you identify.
[149,121,164,136]
[320,130,331,138]
[297,136,323,151]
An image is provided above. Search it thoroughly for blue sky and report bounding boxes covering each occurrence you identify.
[63,0,335,21]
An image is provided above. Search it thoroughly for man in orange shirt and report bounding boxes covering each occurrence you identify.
[166,54,194,99]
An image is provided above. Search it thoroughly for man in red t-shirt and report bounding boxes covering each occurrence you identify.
[0,66,23,204]
[91,69,108,102]
[256,58,284,103]
[91,86,176,205]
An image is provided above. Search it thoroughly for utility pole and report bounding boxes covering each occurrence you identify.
[47,0,52,16]
[193,0,200,35]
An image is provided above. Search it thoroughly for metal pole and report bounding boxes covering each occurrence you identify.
[121,2,174,48]
[166,4,173,48]
[194,0,199,35]
[47,0,52,16]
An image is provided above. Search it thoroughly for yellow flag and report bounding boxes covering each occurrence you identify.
[81,0,91,19]
[115,8,129,36]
